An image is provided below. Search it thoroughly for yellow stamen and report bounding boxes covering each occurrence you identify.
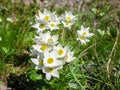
[39,60,43,65]
[40,45,48,51]
[47,67,53,72]
[47,57,54,64]
[47,38,53,42]
[82,32,87,36]
[67,16,71,21]
[80,36,85,40]
[45,15,50,21]
[50,23,55,27]
[40,24,45,28]
[58,49,64,55]
[65,22,70,25]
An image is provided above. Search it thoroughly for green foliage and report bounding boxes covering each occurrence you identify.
[0,81,5,85]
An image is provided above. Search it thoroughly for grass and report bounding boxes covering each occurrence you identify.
[0,0,120,90]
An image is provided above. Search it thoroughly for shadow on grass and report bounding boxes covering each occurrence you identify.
[7,73,49,90]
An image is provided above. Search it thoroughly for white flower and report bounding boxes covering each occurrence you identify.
[77,25,94,45]
[77,35,90,45]
[62,21,73,29]
[42,66,61,80]
[32,20,48,33]
[77,25,94,38]
[43,8,56,21]
[54,44,69,58]
[36,10,44,20]
[43,51,63,67]
[31,54,44,70]
[33,44,51,53]
[43,31,58,45]
[47,21,60,31]
[36,8,56,22]
[34,31,58,46]
[64,50,76,63]
[62,11,77,21]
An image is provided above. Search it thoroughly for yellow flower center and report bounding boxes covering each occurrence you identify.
[65,22,70,25]
[40,24,45,28]
[47,67,54,72]
[58,49,64,55]
[50,23,55,27]
[40,45,48,51]
[47,38,53,42]
[45,15,50,21]
[67,16,71,21]
[39,60,43,65]
[80,36,85,40]
[47,57,54,64]
[82,32,87,36]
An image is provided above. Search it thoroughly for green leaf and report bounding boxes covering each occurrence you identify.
[91,8,97,14]
[0,81,5,85]
[30,73,42,81]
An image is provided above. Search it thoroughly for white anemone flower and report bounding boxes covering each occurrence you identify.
[77,36,90,45]
[77,25,94,38]
[62,21,73,29]
[32,19,48,33]
[31,54,44,70]
[36,8,56,22]
[63,11,77,21]
[64,50,76,63]
[32,44,51,53]
[33,32,58,50]
[47,14,60,31]
[34,31,58,46]
[36,9,50,21]
[42,66,62,80]
[77,25,94,45]
[54,44,69,58]
[47,21,60,31]
[43,8,56,21]
[43,31,58,45]
[43,50,63,67]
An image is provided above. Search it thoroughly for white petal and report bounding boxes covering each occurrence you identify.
[35,66,42,70]
[54,60,63,66]
[44,51,49,57]
[32,23,39,29]
[46,73,52,80]
[52,35,58,42]
[51,70,59,78]
[50,50,58,58]
[31,58,39,65]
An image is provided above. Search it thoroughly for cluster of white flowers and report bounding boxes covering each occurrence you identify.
[31,9,76,80]
[77,25,94,45]
[31,31,76,80]
[61,11,77,29]
[31,9,95,80]
[32,9,77,33]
